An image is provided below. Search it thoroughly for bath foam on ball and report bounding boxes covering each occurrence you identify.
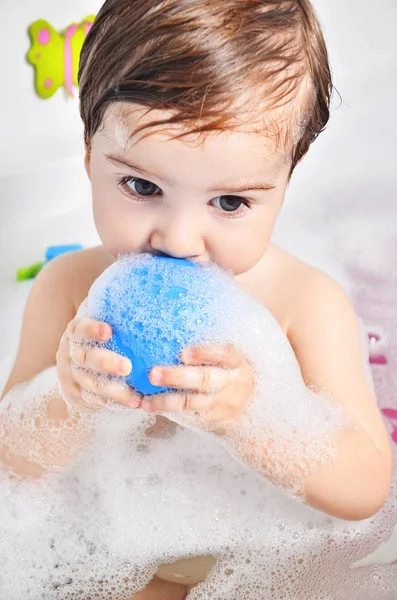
[79,252,356,500]
[83,253,221,395]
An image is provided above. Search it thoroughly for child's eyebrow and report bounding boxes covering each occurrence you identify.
[104,153,277,192]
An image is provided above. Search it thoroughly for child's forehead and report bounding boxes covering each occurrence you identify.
[100,95,304,161]
[100,108,290,174]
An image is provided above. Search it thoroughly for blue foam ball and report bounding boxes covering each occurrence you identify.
[86,254,218,395]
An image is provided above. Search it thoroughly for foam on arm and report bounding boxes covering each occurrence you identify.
[0,255,394,598]
[164,277,390,518]
[0,367,96,478]
[164,296,355,503]
[80,254,376,511]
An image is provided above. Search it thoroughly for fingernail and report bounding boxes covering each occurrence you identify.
[118,358,132,375]
[183,349,193,361]
[151,368,163,385]
[100,324,110,340]
[141,400,153,412]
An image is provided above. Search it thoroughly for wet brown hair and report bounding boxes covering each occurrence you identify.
[78,0,333,173]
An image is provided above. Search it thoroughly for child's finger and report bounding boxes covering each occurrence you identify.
[79,389,109,411]
[57,359,103,412]
[72,367,140,408]
[66,317,112,343]
[181,343,245,369]
[141,391,213,413]
[149,364,233,393]
[70,344,132,377]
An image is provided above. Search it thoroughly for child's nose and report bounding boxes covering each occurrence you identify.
[150,212,206,260]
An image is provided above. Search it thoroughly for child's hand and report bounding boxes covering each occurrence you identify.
[141,344,255,423]
[56,315,141,412]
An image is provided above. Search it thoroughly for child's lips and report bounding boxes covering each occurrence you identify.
[149,251,208,266]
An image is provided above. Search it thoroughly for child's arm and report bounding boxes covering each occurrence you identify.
[285,270,393,519]
[1,253,77,398]
[223,272,392,520]
[144,270,392,521]
[0,253,137,478]
[0,256,78,475]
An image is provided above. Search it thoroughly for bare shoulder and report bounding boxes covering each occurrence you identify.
[256,244,353,335]
[278,252,353,331]
[266,244,362,368]
[48,245,115,312]
[0,245,114,398]
[240,243,344,334]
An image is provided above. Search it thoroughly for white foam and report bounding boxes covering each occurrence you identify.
[0,254,395,598]
[114,116,132,152]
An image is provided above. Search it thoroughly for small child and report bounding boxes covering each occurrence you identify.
[0,0,393,598]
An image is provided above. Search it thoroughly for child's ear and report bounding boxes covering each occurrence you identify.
[84,140,91,181]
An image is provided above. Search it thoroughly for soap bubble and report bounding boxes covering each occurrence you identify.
[84,254,222,395]
[0,253,395,598]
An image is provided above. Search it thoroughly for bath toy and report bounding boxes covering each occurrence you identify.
[87,255,217,395]
[367,330,388,365]
[44,244,83,262]
[26,15,96,99]
[16,244,83,281]
[16,262,44,281]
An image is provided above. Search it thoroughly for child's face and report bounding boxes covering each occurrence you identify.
[85,103,292,276]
